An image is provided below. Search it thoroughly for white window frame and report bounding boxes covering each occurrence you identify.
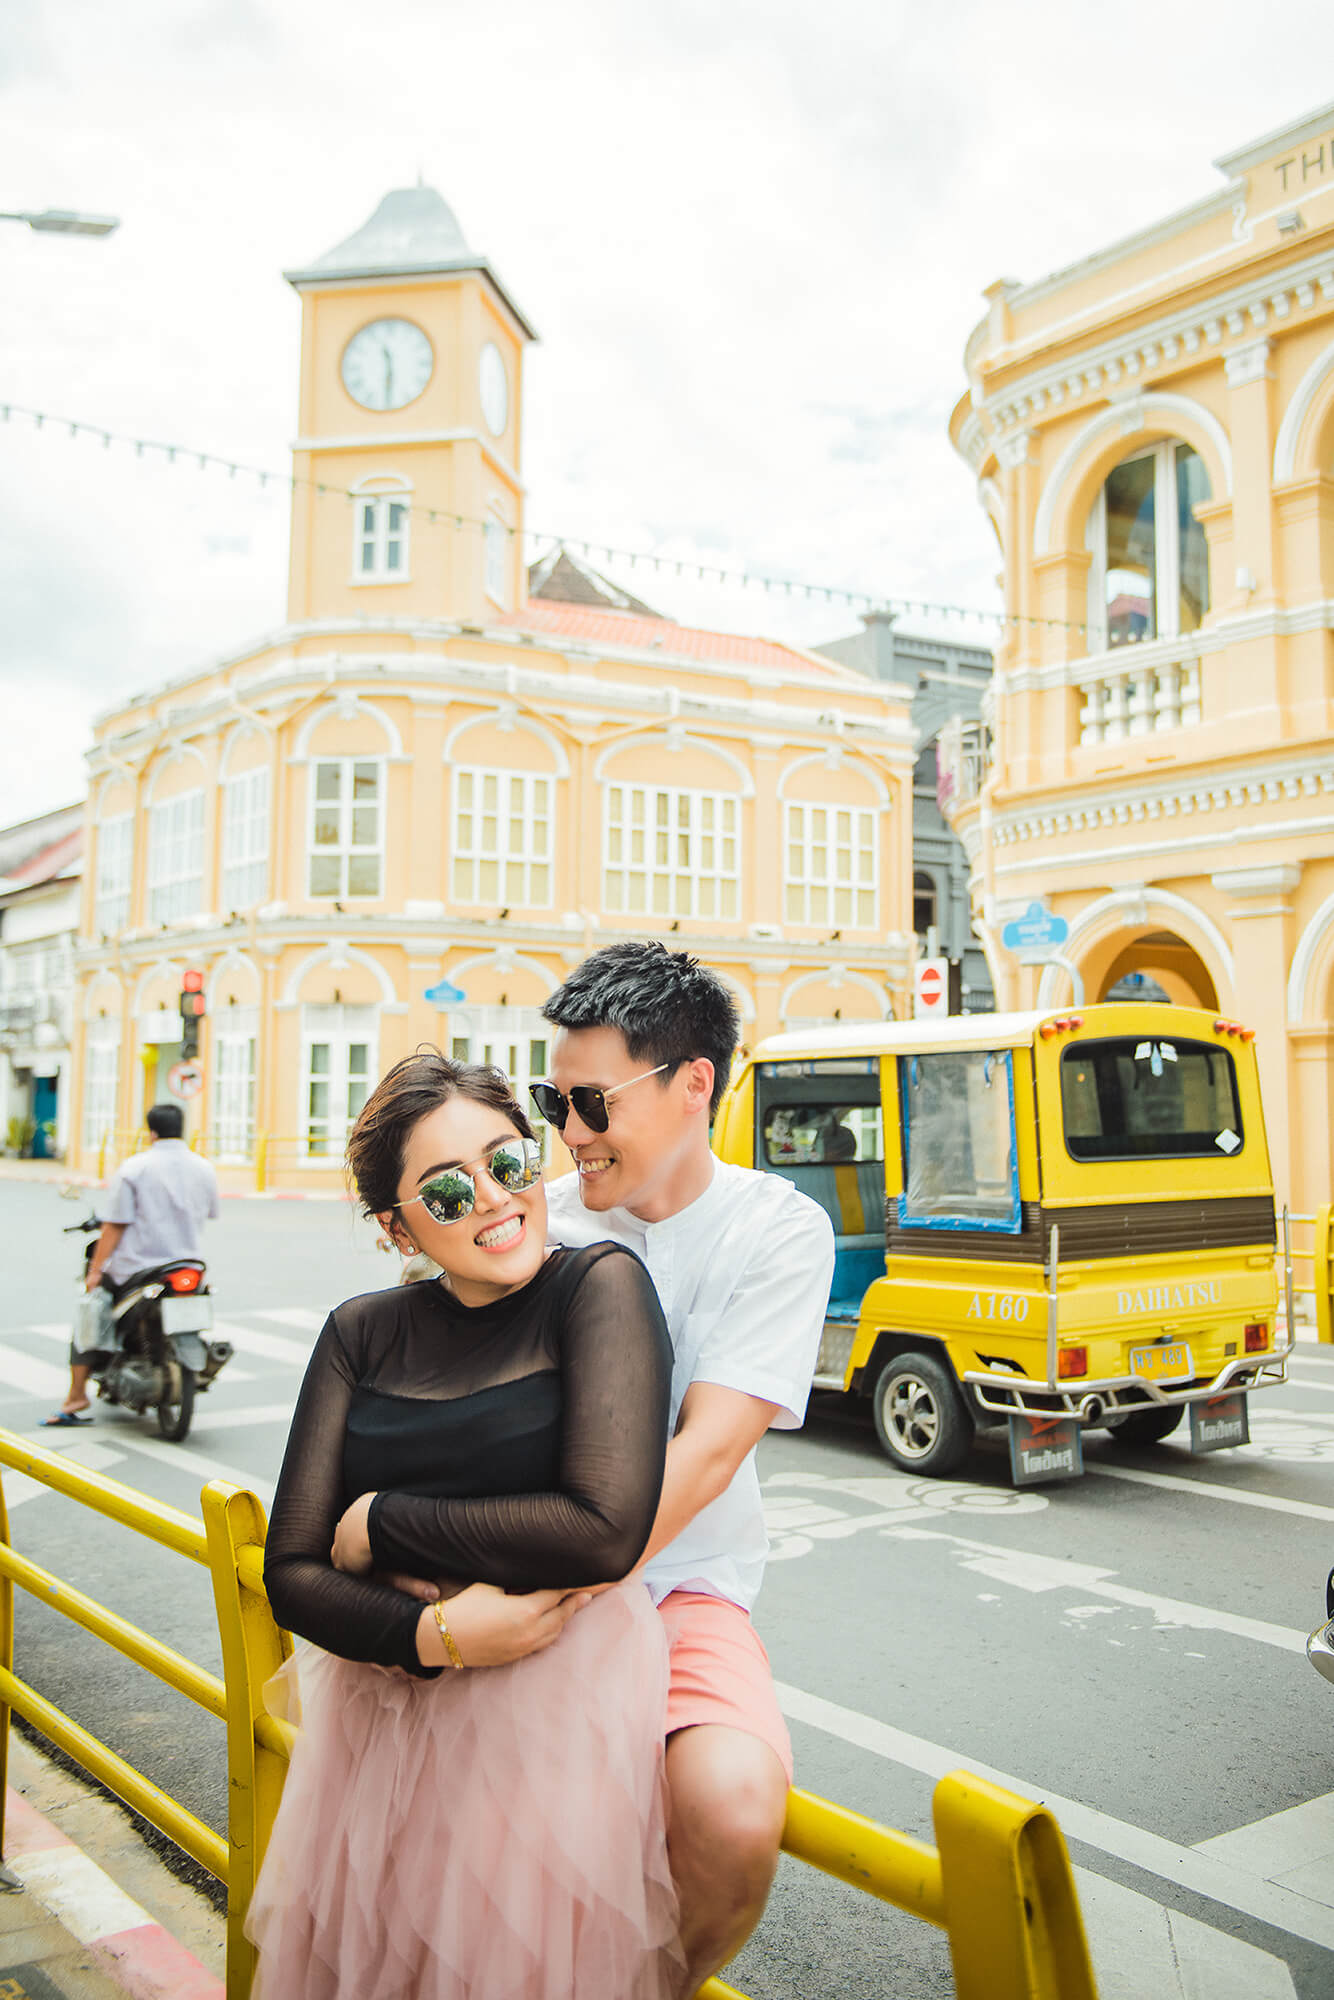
[147,790,205,925]
[221,767,270,911]
[94,814,134,935]
[211,1009,258,1161]
[602,783,740,922]
[1086,441,1208,652]
[783,802,878,929]
[307,758,384,900]
[451,767,554,908]
[484,511,509,607]
[300,1004,378,1160]
[82,1029,120,1151]
[351,483,412,583]
[451,1006,554,1162]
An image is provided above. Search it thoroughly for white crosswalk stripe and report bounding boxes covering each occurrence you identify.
[209,1319,315,1366]
[21,1322,258,1383]
[0,1341,73,1400]
[251,1306,324,1331]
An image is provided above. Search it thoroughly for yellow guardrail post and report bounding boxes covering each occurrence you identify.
[254,1132,268,1194]
[203,1482,292,2000]
[0,1466,11,1858]
[934,1769,1096,1999]
[1316,1204,1333,1345]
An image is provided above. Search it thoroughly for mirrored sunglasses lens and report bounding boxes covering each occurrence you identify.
[488,1145,534,1191]
[420,1171,474,1223]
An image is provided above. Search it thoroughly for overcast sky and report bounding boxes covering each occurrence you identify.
[2,1,1329,824]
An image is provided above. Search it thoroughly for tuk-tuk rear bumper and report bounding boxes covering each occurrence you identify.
[962,1344,1291,1425]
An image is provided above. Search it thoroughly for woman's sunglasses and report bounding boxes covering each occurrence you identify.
[530,1063,672,1134]
[394,1136,543,1225]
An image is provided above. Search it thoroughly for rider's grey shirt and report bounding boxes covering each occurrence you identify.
[99,1140,220,1284]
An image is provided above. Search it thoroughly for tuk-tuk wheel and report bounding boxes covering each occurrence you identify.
[871,1353,973,1477]
[1104,1405,1183,1447]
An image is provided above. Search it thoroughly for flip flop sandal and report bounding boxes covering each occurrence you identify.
[41,1410,92,1427]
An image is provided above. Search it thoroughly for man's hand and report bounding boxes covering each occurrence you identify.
[417,1581,591,1670]
[331,1492,376,1574]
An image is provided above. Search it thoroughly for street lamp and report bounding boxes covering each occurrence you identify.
[0,208,119,237]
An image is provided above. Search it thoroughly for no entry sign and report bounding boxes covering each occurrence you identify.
[914,957,950,1020]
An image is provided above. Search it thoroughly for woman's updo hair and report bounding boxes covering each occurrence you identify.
[346,1046,536,1218]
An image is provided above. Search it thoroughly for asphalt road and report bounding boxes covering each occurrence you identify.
[2,1177,1334,1997]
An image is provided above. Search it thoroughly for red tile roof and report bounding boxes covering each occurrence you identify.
[503,598,846,675]
[4,826,82,890]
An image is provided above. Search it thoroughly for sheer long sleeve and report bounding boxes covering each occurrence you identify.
[367,1246,671,1590]
[264,1316,436,1675]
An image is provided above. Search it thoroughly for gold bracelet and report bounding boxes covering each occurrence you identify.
[431,1598,466,1670]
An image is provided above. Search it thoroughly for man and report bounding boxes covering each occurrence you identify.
[46,1102,219,1426]
[537,942,834,1990]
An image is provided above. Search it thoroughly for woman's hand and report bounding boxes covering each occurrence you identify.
[415,1581,591,1670]
[331,1493,376,1574]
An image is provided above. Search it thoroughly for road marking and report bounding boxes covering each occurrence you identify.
[12,1845,155,1946]
[0,1341,72,1399]
[250,1306,323,1332]
[112,1432,275,1503]
[774,1680,1334,1952]
[1074,1866,1297,1999]
[887,1525,1308,1652]
[1195,1793,1334,1911]
[210,1318,314,1366]
[189,1403,293,1432]
[1086,1459,1334,1523]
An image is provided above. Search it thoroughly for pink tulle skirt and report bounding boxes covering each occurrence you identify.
[247,1582,683,2000]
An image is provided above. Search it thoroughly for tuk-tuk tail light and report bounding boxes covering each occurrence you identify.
[1213,1018,1254,1039]
[1244,1322,1268,1353]
[1041,1015,1085,1039]
[1057,1346,1088,1379]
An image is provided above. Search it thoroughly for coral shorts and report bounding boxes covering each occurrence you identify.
[657,1589,793,1784]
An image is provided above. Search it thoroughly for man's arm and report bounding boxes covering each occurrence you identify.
[635,1381,781,1569]
[85,1222,126,1291]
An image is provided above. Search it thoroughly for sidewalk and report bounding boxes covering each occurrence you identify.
[0,1736,223,2000]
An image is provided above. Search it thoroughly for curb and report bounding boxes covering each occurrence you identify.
[3,1789,224,2000]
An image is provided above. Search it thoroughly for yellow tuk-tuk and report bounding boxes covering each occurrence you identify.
[712,1004,1292,1484]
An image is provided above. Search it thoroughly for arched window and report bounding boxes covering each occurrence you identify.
[913,870,938,938]
[1087,442,1210,650]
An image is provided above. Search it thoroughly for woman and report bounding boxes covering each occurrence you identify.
[249,1050,682,2000]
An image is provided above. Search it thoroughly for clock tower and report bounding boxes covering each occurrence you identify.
[283,185,536,628]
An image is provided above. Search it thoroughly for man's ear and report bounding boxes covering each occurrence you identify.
[682,1058,715,1115]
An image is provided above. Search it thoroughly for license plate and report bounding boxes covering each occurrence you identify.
[1129,1341,1192,1383]
[159,1296,213,1336]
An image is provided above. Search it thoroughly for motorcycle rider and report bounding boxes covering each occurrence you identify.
[45,1102,219,1427]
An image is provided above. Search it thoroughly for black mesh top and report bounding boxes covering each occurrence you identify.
[263,1243,672,1675]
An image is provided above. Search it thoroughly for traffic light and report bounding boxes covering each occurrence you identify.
[179,970,205,1060]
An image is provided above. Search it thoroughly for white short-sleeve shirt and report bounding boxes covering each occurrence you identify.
[99,1139,220,1285]
[544,1160,835,1612]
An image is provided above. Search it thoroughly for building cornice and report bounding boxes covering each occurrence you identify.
[1000,598,1334,696]
[964,240,1334,465]
[290,428,525,492]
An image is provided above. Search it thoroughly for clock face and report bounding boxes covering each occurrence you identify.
[341,318,434,412]
[479,341,509,437]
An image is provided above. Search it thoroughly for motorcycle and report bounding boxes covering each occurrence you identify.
[63,1210,234,1442]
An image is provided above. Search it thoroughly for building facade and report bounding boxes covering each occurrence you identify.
[71,187,915,1188]
[0,805,82,1159]
[817,613,994,1009]
[945,99,1334,1210]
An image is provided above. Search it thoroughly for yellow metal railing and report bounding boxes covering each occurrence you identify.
[1286,1204,1333,1343]
[0,1431,1097,1999]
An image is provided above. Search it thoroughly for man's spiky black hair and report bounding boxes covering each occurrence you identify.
[542,941,739,1115]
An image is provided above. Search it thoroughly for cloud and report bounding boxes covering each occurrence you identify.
[0,0,1328,821]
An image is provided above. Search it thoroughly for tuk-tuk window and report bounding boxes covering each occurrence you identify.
[1060,1038,1243,1160]
[763,1104,883,1166]
[897,1050,1021,1232]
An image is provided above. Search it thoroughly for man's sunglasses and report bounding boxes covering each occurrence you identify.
[529,1063,672,1134]
[393,1136,543,1225]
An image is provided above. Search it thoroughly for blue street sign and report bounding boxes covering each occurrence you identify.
[1001,901,1069,952]
[423,979,468,1007]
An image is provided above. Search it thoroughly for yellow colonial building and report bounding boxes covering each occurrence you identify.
[943,99,1334,1211]
[72,186,915,1188]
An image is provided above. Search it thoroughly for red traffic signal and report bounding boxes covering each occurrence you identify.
[182,970,204,993]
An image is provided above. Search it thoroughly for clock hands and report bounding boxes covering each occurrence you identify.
[380,344,394,406]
